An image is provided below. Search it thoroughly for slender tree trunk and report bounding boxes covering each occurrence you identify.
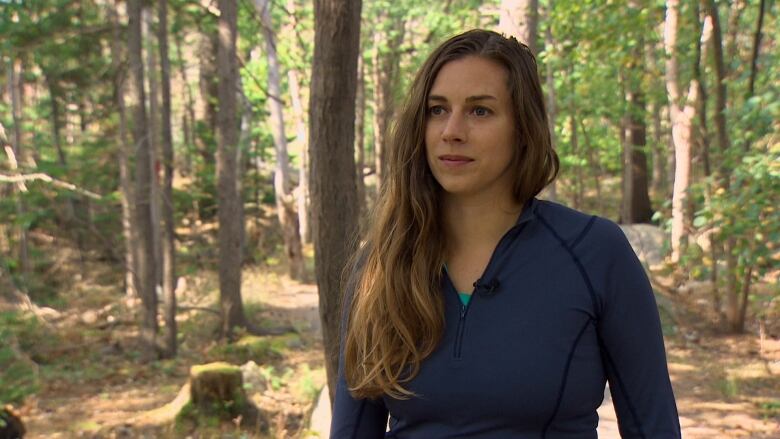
[543,13,557,201]
[664,0,707,263]
[372,17,404,191]
[158,0,177,357]
[128,0,159,360]
[498,0,539,55]
[693,29,723,322]
[216,0,248,338]
[567,64,582,209]
[283,0,312,244]
[198,31,219,152]
[256,0,305,280]
[7,59,28,278]
[724,0,746,72]
[705,0,731,164]
[174,34,197,175]
[650,101,666,198]
[747,0,766,99]
[621,72,653,223]
[290,69,311,244]
[705,0,746,333]
[355,53,367,220]
[310,0,362,404]
[144,8,164,295]
[110,0,138,299]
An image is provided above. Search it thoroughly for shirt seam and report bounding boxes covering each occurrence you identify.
[537,213,650,438]
[597,335,648,439]
[536,214,600,314]
[541,317,595,438]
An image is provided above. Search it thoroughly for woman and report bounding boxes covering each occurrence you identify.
[331,29,680,438]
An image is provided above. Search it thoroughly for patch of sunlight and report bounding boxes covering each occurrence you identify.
[668,362,697,372]
[73,420,101,432]
[688,401,753,411]
[728,362,771,379]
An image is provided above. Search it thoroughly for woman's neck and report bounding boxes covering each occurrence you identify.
[442,192,522,253]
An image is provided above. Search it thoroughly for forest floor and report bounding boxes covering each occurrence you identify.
[3,247,780,438]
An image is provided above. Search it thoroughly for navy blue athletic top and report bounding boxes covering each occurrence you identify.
[331,199,681,438]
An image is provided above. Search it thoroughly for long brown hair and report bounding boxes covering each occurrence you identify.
[344,29,559,399]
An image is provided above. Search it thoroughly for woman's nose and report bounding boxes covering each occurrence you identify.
[441,112,466,143]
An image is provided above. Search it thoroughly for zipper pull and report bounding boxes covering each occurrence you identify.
[460,304,467,318]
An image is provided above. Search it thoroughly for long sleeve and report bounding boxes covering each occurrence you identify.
[329,250,389,438]
[592,219,681,438]
[330,367,389,438]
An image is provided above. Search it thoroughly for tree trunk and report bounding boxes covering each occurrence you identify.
[498,0,539,55]
[7,59,29,278]
[110,0,138,299]
[371,17,404,191]
[355,53,367,220]
[174,33,197,175]
[747,0,766,99]
[693,28,723,323]
[144,8,164,295]
[724,0,746,71]
[705,0,730,164]
[309,0,362,404]
[158,0,177,357]
[289,69,311,245]
[621,73,653,223]
[567,65,582,209]
[705,0,746,333]
[128,0,159,360]
[256,0,305,280]
[543,11,557,201]
[216,0,248,338]
[650,101,666,198]
[198,31,219,153]
[664,0,707,263]
[281,0,312,245]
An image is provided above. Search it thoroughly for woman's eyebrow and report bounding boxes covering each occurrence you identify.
[465,95,497,102]
[427,94,497,102]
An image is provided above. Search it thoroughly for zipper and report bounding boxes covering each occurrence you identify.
[453,302,469,359]
[449,221,528,360]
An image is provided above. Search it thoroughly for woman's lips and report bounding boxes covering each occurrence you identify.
[439,155,474,167]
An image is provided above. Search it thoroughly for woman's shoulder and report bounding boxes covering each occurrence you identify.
[533,199,631,252]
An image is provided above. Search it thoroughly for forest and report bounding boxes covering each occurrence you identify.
[0,0,777,437]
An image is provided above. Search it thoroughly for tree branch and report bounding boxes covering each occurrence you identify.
[0,172,102,199]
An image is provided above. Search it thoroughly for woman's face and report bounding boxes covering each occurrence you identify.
[424,56,517,203]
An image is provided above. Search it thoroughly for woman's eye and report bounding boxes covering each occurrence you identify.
[429,106,445,116]
[473,107,490,117]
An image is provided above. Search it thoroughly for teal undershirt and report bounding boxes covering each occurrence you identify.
[444,264,472,306]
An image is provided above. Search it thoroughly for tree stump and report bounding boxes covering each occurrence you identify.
[189,362,246,418]
[145,361,266,434]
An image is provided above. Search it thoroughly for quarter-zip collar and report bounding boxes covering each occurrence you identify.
[446,197,537,359]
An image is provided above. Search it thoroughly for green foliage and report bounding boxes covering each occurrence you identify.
[693,90,779,284]
[289,363,323,402]
[0,311,43,405]
[209,334,286,364]
[759,399,780,420]
[718,376,740,399]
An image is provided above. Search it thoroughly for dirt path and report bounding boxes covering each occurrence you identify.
[13,263,780,438]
